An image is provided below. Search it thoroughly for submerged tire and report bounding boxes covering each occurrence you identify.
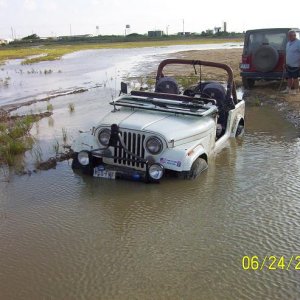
[185,157,208,180]
[235,124,245,137]
[71,152,81,169]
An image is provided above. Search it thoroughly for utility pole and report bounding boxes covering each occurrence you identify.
[166,25,169,36]
[11,26,14,40]
[183,19,185,35]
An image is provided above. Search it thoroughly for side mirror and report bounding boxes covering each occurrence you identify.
[120,82,128,95]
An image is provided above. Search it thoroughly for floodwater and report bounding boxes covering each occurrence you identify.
[1,44,300,300]
[0,42,242,106]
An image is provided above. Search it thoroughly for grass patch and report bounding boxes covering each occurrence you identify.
[174,75,200,89]
[53,140,60,155]
[0,38,242,65]
[62,127,68,143]
[46,102,53,111]
[0,115,38,166]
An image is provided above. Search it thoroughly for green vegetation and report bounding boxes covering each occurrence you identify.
[68,103,75,113]
[46,102,53,111]
[0,115,36,166]
[32,144,43,167]
[22,34,40,41]
[0,37,242,65]
[62,127,68,143]
[53,140,60,156]
[175,75,199,89]
[0,76,11,86]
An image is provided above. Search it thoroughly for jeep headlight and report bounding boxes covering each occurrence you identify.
[98,128,111,146]
[145,136,163,155]
[78,151,90,166]
[148,163,164,181]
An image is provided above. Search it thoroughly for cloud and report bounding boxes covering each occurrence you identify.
[24,0,37,11]
[0,0,7,8]
[43,0,58,12]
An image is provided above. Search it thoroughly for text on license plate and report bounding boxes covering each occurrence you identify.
[93,167,116,179]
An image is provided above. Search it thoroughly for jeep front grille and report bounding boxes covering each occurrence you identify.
[113,131,146,168]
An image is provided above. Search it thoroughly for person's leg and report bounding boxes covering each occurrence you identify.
[289,69,300,94]
[294,78,299,90]
[281,66,293,93]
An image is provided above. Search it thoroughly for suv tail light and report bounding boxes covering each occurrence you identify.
[240,55,250,70]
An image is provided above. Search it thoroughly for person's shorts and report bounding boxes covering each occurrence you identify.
[286,65,300,79]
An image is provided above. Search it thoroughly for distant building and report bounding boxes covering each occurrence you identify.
[177,32,191,36]
[0,38,8,45]
[214,27,221,33]
[148,31,163,37]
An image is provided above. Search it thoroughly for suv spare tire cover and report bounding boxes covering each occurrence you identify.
[252,45,279,72]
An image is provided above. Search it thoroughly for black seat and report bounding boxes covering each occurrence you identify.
[155,77,179,94]
[202,83,227,128]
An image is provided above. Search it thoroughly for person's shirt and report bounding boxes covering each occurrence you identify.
[286,39,300,67]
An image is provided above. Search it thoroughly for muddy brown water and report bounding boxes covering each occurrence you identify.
[1,91,300,299]
[1,46,300,299]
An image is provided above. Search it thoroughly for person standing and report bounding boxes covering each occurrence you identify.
[282,30,300,94]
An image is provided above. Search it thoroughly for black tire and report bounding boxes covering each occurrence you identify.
[184,157,208,180]
[71,152,81,169]
[235,124,244,137]
[242,77,255,89]
[252,45,279,72]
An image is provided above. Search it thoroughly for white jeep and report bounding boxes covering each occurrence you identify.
[72,59,245,182]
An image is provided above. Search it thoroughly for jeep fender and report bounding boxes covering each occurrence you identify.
[231,115,244,137]
[72,131,99,153]
[181,144,208,172]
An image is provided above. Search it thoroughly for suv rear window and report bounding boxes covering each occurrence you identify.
[245,32,287,54]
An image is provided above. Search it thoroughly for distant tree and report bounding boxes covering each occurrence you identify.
[126,33,143,37]
[22,34,40,40]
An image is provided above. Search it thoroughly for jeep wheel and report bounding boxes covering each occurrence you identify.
[185,157,208,179]
[235,124,245,137]
[242,77,255,89]
[71,152,81,169]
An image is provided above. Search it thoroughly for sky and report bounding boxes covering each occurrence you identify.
[0,0,300,39]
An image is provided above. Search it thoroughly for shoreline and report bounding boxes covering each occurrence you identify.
[0,38,242,65]
[2,47,300,129]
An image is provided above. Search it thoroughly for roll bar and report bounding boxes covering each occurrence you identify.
[155,59,237,104]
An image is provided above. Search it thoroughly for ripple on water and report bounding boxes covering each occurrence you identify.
[1,106,300,299]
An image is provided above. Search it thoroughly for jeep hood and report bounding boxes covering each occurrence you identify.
[98,109,215,142]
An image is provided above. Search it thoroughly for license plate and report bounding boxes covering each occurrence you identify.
[93,167,116,179]
[240,63,250,69]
